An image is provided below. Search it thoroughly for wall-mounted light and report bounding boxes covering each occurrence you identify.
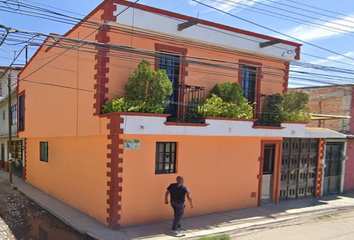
[228,127,232,133]
[140,125,145,132]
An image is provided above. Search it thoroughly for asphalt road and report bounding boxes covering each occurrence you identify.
[235,209,354,240]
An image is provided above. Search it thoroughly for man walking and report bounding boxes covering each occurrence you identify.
[165,176,194,235]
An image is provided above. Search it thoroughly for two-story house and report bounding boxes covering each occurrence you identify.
[0,66,24,178]
[17,0,346,229]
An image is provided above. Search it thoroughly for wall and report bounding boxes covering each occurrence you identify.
[25,135,110,224]
[295,85,353,133]
[0,91,18,137]
[17,8,104,139]
[0,67,21,98]
[119,134,281,227]
[345,139,354,191]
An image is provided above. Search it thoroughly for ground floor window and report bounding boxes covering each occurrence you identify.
[155,142,177,174]
[40,142,49,162]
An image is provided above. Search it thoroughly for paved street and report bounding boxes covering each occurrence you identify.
[233,210,354,240]
[0,216,15,240]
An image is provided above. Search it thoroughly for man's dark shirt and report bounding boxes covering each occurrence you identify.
[167,183,189,203]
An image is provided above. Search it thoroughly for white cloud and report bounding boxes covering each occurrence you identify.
[282,15,354,41]
[309,51,354,65]
[189,0,267,13]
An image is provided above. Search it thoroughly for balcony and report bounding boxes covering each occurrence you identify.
[255,94,282,127]
[165,84,205,123]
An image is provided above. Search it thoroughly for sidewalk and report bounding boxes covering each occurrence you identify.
[1,171,354,240]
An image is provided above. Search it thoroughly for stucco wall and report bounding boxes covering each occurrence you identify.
[25,135,110,224]
[119,134,281,227]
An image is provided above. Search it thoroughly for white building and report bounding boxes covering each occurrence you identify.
[0,66,25,178]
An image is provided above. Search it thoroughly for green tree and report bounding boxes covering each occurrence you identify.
[280,91,311,122]
[125,59,172,106]
[102,60,173,114]
[210,82,246,103]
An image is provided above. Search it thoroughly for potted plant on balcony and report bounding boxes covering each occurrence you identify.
[102,60,172,114]
[200,82,254,120]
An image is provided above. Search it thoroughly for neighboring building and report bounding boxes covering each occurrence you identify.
[17,0,345,229]
[0,66,24,178]
[294,85,354,194]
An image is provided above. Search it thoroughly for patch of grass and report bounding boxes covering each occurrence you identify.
[12,186,18,190]
[196,234,230,240]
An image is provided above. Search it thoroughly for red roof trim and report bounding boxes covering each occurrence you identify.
[111,0,301,47]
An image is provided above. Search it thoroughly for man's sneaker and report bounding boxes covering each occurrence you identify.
[177,225,183,231]
[170,230,180,235]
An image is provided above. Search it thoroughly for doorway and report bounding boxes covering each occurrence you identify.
[259,140,282,205]
[261,144,276,203]
[323,142,343,195]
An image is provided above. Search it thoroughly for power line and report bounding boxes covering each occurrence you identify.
[3,0,354,70]
[20,0,140,80]
[191,0,354,62]
[216,0,354,37]
[259,0,354,25]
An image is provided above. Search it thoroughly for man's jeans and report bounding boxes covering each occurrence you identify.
[170,201,185,230]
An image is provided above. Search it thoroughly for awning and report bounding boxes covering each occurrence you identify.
[305,127,347,139]
[311,114,351,121]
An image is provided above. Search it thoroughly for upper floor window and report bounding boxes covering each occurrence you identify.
[2,110,5,120]
[240,66,257,103]
[19,94,24,131]
[11,104,17,125]
[155,142,177,174]
[158,52,180,85]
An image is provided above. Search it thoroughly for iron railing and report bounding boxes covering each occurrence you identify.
[165,84,205,123]
[256,94,282,127]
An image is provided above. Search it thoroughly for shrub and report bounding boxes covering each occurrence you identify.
[210,82,245,103]
[280,91,311,122]
[102,97,165,114]
[125,59,172,106]
[102,60,172,114]
[201,94,253,119]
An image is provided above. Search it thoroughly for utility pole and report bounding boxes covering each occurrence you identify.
[7,74,12,184]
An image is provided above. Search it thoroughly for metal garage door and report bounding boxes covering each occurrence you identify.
[280,138,319,200]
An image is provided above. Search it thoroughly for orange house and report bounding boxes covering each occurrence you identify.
[17,0,346,229]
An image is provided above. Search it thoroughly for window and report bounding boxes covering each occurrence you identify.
[10,140,22,159]
[11,104,17,125]
[158,52,180,117]
[155,142,177,174]
[19,94,24,131]
[158,52,180,85]
[40,142,48,162]
[240,66,257,103]
[263,144,276,174]
[2,110,5,120]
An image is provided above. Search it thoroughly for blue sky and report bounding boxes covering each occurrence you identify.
[1,0,354,86]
